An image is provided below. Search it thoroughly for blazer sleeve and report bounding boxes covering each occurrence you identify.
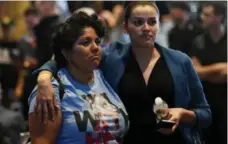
[185,56,212,130]
[32,60,57,76]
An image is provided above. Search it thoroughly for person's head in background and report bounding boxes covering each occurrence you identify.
[0,16,14,41]
[124,1,160,48]
[24,7,40,30]
[200,2,226,29]
[35,1,58,18]
[169,2,191,25]
[52,11,104,79]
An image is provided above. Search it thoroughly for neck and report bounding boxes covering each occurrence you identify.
[208,24,224,42]
[132,42,159,61]
[67,65,94,84]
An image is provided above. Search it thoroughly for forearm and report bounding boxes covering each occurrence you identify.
[29,112,61,144]
[195,65,219,80]
[194,62,227,81]
[37,71,53,83]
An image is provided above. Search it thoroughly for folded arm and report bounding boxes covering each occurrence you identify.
[192,56,227,84]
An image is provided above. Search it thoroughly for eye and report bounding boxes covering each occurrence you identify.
[132,19,145,27]
[148,19,157,26]
[79,38,91,46]
[95,38,101,45]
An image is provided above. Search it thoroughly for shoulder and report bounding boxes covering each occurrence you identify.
[28,78,60,113]
[160,44,191,64]
[102,41,131,56]
[29,78,59,100]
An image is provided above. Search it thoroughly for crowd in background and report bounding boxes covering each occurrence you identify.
[0,1,227,144]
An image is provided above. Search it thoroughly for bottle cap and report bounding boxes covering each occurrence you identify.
[155,97,163,105]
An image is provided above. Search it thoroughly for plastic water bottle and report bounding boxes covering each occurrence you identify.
[153,97,169,122]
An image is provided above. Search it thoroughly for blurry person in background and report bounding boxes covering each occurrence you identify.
[0,17,23,108]
[189,2,227,144]
[0,82,25,144]
[168,2,203,55]
[34,1,62,67]
[20,6,40,68]
[155,1,174,48]
[99,1,126,43]
[18,6,41,121]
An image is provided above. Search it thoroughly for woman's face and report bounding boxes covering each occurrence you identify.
[125,5,160,47]
[66,27,102,71]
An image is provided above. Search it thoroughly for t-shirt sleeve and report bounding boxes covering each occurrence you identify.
[28,79,61,114]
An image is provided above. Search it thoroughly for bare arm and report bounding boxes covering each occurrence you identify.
[37,71,53,83]
[191,56,227,83]
[36,71,57,123]
[29,109,61,144]
[29,81,61,144]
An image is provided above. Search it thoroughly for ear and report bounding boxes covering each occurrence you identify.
[61,49,69,60]
[123,22,128,34]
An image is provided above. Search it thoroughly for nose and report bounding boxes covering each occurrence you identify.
[91,41,99,53]
[142,22,150,31]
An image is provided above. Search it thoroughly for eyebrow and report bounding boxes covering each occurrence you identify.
[80,36,99,40]
[132,17,157,19]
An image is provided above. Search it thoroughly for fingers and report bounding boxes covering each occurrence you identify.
[172,123,178,132]
[42,102,48,124]
[169,116,178,132]
[47,98,55,121]
[37,103,43,123]
[34,102,38,116]
[158,128,173,135]
[53,96,60,120]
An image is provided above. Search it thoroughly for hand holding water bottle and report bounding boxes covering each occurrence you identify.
[153,97,184,135]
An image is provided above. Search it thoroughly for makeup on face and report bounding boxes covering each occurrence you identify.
[130,17,157,27]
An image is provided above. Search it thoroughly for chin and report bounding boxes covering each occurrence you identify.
[92,61,100,69]
[141,41,153,47]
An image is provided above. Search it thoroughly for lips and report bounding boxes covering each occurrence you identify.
[142,34,153,39]
[88,55,100,61]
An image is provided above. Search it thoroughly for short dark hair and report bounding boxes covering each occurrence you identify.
[52,11,104,68]
[169,2,191,12]
[124,1,160,24]
[202,2,226,16]
[24,7,39,16]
